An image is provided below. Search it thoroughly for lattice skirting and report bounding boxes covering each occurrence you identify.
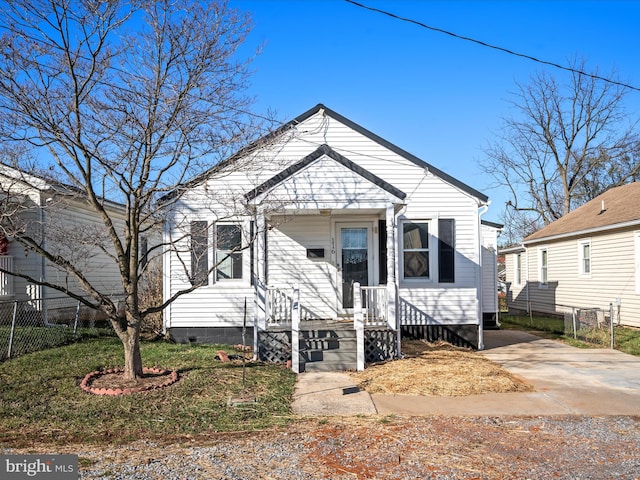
[258,330,291,364]
[401,324,478,349]
[258,328,397,366]
[365,329,397,363]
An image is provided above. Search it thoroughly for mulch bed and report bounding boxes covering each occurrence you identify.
[350,340,533,396]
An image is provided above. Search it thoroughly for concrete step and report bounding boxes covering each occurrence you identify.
[301,348,357,363]
[299,329,356,340]
[297,324,358,372]
[302,360,357,372]
[300,337,356,351]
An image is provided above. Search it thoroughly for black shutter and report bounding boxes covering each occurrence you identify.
[438,219,455,283]
[378,220,387,284]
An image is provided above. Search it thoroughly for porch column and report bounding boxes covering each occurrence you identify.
[386,205,400,357]
[291,285,300,373]
[353,282,365,371]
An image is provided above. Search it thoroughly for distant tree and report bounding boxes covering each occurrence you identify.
[0,0,267,380]
[483,58,640,238]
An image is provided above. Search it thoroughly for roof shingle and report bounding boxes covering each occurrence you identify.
[523,182,640,243]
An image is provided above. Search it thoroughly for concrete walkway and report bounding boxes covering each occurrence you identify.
[292,330,640,416]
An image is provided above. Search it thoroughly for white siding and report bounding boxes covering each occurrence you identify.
[43,199,127,297]
[165,110,486,330]
[268,215,336,319]
[481,224,498,314]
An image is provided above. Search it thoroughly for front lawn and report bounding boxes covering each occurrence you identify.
[0,338,296,446]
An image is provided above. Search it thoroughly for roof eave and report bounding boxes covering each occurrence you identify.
[523,218,640,245]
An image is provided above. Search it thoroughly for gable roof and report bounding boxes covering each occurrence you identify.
[166,104,488,203]
[523,182,640,244]
[245,144,407,202]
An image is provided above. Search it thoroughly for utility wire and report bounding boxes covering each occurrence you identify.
[346,0,640,93]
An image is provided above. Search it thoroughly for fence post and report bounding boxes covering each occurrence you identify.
[353,282,365,371]
[609,303,614,349]
[572,307,577,339]
[291,286,300,374]
[7,301,17,359]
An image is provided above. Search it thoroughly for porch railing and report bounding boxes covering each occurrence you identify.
[361,286,388,326]
[0,255,14,298]
[265,286,292,327]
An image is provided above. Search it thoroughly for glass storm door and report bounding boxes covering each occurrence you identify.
[338,225,372,310]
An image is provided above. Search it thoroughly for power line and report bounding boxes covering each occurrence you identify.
[345,0,640,93]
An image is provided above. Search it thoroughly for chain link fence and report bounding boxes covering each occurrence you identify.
[504,300,621,349]
[0,296,114,361]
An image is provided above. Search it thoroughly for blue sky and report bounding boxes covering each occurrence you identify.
[229,0,640,224]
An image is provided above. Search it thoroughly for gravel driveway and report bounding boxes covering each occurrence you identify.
[6,415,638,479]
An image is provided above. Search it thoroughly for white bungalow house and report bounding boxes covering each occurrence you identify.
[502,182,640,328]
[162,104,499,371]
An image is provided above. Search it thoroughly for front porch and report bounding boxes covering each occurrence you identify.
[256,284,399,372]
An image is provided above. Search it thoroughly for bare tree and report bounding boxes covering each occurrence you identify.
[0,0,268,379]
[483,58,640,236]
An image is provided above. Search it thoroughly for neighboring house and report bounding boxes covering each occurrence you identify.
[0,165,138,307]
[481,220,503,329]
[162,104,498,369]
[502,182,640,328]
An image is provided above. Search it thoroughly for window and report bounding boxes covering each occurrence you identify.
[190,221,209,286]
[539,247,548,287]
[578,239,591,275]
[515,253,522,286]
[402,221,430,280]
[438,219,455,283]
[216,224,242,280]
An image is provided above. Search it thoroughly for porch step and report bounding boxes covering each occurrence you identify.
[299,326,357,372]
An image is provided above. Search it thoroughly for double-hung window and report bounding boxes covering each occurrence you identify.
[539,247,548,287]
[216,224,242,281]
[578,239,591,276]
[402,221,430,281]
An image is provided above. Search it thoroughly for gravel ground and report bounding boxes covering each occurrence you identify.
[4,415,639,479]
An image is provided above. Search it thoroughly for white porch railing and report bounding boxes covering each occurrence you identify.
[0,255,14,298]
[361,286,388,326]
[265,286,293,327]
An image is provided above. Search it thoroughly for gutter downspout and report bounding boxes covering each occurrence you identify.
[477,202,490,351]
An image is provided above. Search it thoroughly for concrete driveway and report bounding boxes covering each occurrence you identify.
[294,329,640,416]
[477,329,640,415]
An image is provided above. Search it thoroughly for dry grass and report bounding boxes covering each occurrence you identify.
[350,340,533,396]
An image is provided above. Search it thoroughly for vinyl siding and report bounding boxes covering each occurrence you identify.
[481,224,498,313]
[165,110,486,329]
[506,229,640,327]
[43,200,127,297]
[504,251,528,311]
[268,215,336,319]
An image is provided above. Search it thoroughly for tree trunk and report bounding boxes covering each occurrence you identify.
[122,331,144,381]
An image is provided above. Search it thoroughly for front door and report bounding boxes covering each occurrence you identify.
[337,223,373,311]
